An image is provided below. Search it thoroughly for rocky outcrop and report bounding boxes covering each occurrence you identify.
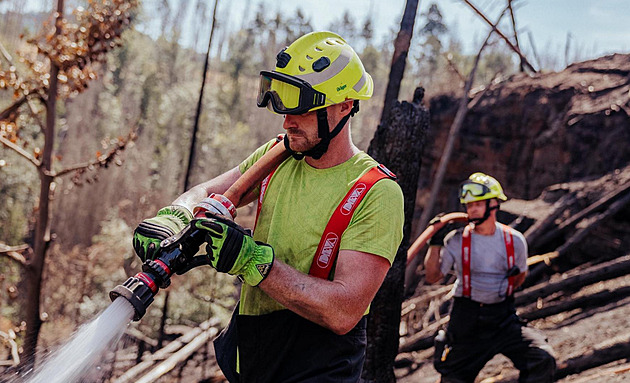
[420,53,630,214]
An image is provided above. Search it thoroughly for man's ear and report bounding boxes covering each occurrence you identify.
[338,100,354,116]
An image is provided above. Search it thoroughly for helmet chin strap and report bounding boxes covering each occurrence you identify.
[284,101,359,160]
[469,199,500,225]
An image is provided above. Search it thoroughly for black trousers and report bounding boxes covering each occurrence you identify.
[434,297,556,383]
[214,305,367,383]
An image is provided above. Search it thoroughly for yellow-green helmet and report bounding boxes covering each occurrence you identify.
[459,172,508,204]
[257,31,373,115]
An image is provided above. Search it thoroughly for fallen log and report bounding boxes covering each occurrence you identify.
[401,285,452,317]
[526,191,630,284]
[135,325,219,383]
[399,316,449,353]
[113,317,220,383]
[518,285,630,321]
[532,181,630,250]
[516,254,630,307]
[123,328,158,348]
[554,334,630,380]
[525,192,576,249]
[559,361,630,383]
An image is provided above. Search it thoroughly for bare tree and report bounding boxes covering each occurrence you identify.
[184,0,220,192]
[363,89,429,383]
[0,0,139,369]
[378,0,419,127]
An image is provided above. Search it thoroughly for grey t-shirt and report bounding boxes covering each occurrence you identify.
[441,223,528,304]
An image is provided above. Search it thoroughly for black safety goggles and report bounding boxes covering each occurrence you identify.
[256,71,326,115]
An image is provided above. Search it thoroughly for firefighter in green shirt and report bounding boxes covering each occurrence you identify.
[132,31,404,382]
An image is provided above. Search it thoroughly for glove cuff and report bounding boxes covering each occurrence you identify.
[157,205,193,225]
[241,243,274,287]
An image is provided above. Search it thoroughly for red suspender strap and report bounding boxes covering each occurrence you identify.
[309,164,396,280]
[460,223,517,299]
[461,225,473,298]
[253,135,285,231]
[501,224,516,296]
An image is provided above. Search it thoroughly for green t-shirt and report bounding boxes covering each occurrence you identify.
[238,139,404,316]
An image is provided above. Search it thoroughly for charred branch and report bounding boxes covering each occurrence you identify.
[555,334,630,380]
[532,181,630,250]
[516,254,630,307]
[519,285,630,321]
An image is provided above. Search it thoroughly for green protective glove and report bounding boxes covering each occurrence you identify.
[133,205,193,262]
[193,217,274,286]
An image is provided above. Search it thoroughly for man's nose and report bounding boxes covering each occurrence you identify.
[283,115,297,128]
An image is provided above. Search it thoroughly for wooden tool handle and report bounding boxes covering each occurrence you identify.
[406,212,469,266]
[223,141,290,208]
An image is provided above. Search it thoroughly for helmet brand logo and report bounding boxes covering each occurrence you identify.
[341,183,367,215]
[317,233,339,268]
[336,84,347,92]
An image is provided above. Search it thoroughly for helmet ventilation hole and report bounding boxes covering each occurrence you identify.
[298,65,305,72]
[306,55,313,60]
[314,46,323,52]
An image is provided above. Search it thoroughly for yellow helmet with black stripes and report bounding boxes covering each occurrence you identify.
[257,31,373,115]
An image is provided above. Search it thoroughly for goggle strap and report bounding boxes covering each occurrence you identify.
[316,108,329,139]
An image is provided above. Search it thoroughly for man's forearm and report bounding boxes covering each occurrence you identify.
[172,167,241,212]
[259,260,361,335]
[258,251,390,335]
[172,186,208,212]
[424,246,444,284]
[514,270,527,288]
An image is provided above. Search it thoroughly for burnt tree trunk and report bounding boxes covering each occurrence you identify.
[378,0,419,127]
[21,0,63,370]
[362,88,429,382]
[183,0,219,192]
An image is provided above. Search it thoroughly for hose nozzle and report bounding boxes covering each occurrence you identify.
[110,223,209,321]
[109,273,156,321]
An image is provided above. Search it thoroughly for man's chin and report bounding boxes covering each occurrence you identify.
[287,136,317,152]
